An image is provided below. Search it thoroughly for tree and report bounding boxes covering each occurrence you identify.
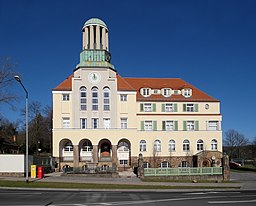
[224,129,249,159]
[0,57,18,107]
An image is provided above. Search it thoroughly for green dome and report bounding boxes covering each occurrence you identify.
[83,18,107,29]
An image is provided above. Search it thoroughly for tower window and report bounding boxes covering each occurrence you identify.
[92,87,98,111]
[80,87,87,110]
[103,87,110,111]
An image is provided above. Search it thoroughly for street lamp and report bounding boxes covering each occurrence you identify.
[14,75,29,183]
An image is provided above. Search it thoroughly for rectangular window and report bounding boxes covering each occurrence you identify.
[92,118,99,129]
[62,94,69,101]
[120,94,127,101]
[165,121,174,131]
[144,121,153,131]
[186,104,194,112]
[62,117,70,128]
[143,103,152,112]
[119,160,128,165]
[120,118,128,129]
[80,118,87,129]
[165,103,173,112]
[103,118,110,129]
[186,121,195,131]
[208,121,219,131]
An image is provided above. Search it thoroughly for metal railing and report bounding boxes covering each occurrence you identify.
[144,167,222,177]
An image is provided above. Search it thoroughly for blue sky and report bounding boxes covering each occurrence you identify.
[0,0,256,140]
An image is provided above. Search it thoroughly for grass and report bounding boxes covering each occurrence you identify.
[0,180,240,190]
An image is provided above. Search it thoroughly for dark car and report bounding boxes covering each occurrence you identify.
[229,161,241,169]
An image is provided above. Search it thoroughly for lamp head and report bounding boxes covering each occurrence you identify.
[14,75,21,82]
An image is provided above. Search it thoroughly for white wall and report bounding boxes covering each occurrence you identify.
[0,154,24,173]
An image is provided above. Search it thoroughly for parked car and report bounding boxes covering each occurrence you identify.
[229,161,241,169]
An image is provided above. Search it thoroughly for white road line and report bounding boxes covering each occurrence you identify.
[208,199,256,204]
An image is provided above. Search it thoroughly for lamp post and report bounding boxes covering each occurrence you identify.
[14,75,29,183]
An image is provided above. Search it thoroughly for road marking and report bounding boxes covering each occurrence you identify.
[208,199,256,204]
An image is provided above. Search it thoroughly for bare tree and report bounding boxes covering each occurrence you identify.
[224,129,249,158]
[0,57,18,107]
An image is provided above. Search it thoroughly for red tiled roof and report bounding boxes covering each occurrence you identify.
[53,74,73,91]
[53,73,218,102]
[119,77,218,102]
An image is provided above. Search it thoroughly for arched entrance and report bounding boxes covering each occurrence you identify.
[59,138,73,162]
[98,139,112,161]
[79,139,93,162]
[117,139,131,168]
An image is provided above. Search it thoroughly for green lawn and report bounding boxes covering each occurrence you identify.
[0,180,240,190]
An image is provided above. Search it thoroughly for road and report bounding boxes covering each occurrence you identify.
[0,189,256,206]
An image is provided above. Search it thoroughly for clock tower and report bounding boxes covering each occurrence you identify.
[76,18,114,70]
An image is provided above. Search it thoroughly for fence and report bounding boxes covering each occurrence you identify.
[144,167,222,177]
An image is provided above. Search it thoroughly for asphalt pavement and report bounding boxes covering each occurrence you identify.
[1,171,255,191]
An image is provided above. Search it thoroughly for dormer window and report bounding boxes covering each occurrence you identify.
[183,88,192,98]
[141,88,151,97]
[162,88,171,97]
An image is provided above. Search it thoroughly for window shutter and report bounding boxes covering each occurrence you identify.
[183,121,187,131]
[140,103,144,112]
[195,104,198,112]
[153,121,157,131]
[153,103,156,112]
[195,121,199,131]
[174,104,177,112]
[141,121,144,131]
[183,104,186,112]
[162,121,166,131]
[174,121,178,131]
[161,104,165,112]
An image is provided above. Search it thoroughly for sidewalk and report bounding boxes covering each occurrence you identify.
[0,172,246,190]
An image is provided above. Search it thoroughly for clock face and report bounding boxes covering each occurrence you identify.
[88,72,101,84]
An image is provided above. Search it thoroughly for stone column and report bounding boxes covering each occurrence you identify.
[73,145,79,169]
[112,145,117,172]
[92,145,98,163]
[138,153,144,178]
[106,30,109,51]
[222,154,230,181]
[102,27,106,50]
[96,25,100,49]
[83,27,88,50]
[89,25,94,49]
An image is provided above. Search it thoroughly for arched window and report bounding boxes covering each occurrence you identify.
[103,87,110,111]
[154,140,161,152]
[183,139,190,151]
[197,139,204,151]
[160,161,169,168]
[80,87,87,110]
[169,140,176,152]
[139,140,146,152]
[64,142,73,152]
[211,139,218,150]
[92,87,98,111]
[81,141,92,152]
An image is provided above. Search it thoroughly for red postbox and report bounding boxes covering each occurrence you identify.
[37,166,44,178]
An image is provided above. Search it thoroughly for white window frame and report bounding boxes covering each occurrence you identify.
[208,121,219,131]
[144,121,153,131]
[183,88,192,98]
[165,121,174,131]
[169,140,176,152]
[62,94,70,101]
[103,118,110,129]
[165,103,173,112]
[120,118,128,129]
[120,94,127,101]
[80,87,87,111]
[197,139,204,151]
[211,139,218,150]
[163,88,171,97]
[183,139,190,151]
[103,88,110,111]
[186,104,195,112]
[119,160,128,165]
[186,121,195,131]
[139,140,147,152]
[92,118,99,129]
[143,162,150,168]
[141,88,150,97]
[92,87,98,111]
[160,161,169,168]
[80,118,87,129]
[62,117,70,128]
[180,161,188,168]
[154,140,161,152]
[143,103,152,112]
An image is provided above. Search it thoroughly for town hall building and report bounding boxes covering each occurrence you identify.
[52,18,223,172]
